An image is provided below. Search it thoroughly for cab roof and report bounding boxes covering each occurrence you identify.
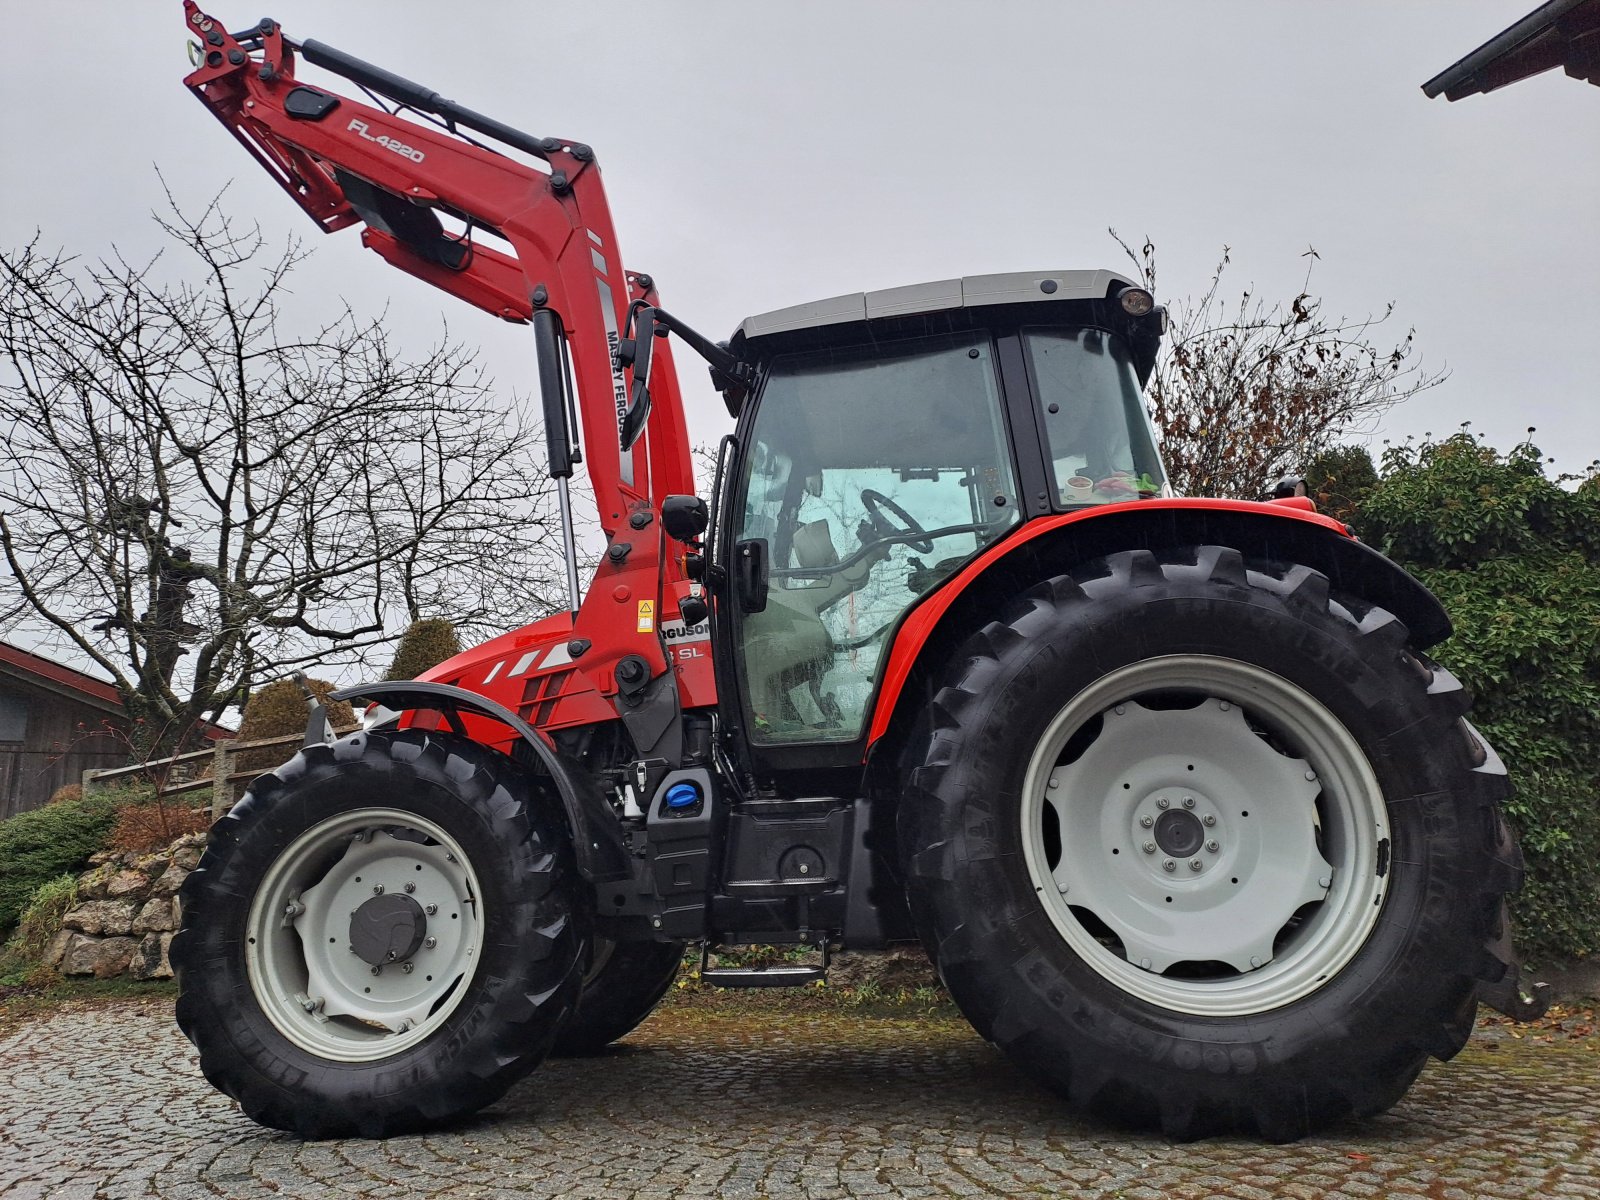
[734,269,1138,342]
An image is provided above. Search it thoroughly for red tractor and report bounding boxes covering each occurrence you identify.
[171,6,1542,1142]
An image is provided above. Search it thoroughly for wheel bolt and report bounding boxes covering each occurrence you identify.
[1142,841,1157,854]
[1219,701,1232,712]
[1305,770,1317,782]
[1206,840,1220,852]
[1182,796,1195,809]
[1157,798,1170,810]
[1140,816,1154,829]
[1202,814,1216,827]
[1189,859,1203,871]
[370,965,381,976]
[1163,859,1176,872]
[404,882,416,893]
[372,883,384,895]
[402,962,414,974]
[424,936,437,950]
[425,904,438,916]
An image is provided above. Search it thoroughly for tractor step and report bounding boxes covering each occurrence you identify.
[699,940,830,989]
[699,964,825,988]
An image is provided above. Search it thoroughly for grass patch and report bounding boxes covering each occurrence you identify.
[0,975,176,1038]
[0,873,79,986]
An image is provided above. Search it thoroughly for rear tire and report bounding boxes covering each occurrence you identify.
[550,938,684,1056]
[173,728,584,1138]
[900,546,1520,1141]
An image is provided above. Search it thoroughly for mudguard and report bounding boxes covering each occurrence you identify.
[328,680,630,883]
[867,499,1454,752]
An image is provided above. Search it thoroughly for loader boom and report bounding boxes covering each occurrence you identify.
[180,4,695,540]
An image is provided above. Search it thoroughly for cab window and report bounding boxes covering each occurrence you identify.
[733,332,1018,745]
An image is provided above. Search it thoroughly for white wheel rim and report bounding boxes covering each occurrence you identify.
[244,808,485,1062]
[1020,655,1390,1017]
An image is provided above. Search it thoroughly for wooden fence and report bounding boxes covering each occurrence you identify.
[82,727,357,818]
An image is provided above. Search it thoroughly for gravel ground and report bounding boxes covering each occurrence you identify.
[1,993,1597,1199]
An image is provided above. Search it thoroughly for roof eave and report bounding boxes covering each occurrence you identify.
[1423,0,1599,99]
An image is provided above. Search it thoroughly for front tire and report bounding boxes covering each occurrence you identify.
[900,546,1520,1141]
[173,729,585,1138]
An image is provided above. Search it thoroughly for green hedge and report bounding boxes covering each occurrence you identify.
[0,790,121,937]
[1357,434,1600,961]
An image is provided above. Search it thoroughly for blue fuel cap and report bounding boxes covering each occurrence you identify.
[664,782,701,810]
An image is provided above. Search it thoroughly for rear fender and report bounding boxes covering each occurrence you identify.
[328,680,630,883]
[865,499,1452,756]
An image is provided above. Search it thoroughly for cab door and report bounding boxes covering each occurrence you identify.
[726,331,1021,751]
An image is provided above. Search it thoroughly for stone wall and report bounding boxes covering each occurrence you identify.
[45,833,205,981]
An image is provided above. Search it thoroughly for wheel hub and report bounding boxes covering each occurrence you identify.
[1153,809,1204,858]
[349,892,428,966]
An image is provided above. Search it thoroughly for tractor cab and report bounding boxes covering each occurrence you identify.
[719,271,1169,753]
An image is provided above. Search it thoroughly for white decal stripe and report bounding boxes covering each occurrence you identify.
[483,660,505,684]
[542,642,573,668]
[507,651,540,678]
[587,228,604,246]
[660,618,711,644]
[595,278,634,488]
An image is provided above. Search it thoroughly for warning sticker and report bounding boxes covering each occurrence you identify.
[636,599,655,633]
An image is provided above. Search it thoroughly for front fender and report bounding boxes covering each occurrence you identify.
[865,498,1452,753]
[329,680,630,884]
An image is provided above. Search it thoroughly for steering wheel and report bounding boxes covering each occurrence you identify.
[859,488,934,554]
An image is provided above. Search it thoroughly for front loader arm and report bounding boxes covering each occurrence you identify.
[180,6,709,733]
[180,5,694,537]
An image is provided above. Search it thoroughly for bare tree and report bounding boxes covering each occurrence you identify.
[1112,233,1443,499]
[0,193,564,753]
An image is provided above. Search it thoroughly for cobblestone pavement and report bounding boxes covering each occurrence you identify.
[2,995,1597,1199]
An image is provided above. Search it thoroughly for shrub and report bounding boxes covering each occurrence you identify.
[0,873,78,983]
[1359,433,1600,960]
[46,783,83,806]
[233,677,355,778]
[0,790,118,937]
[105,794,212,857]
[1303,444,1379,525]
[385,618,462,681]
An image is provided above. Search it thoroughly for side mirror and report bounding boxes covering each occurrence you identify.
[661,494,709,543]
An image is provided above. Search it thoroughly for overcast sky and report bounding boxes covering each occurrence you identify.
[2,2,1598,669]
[2,1,1596,469]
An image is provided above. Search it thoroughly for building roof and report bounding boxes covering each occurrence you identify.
[1423,0,1600,100]
[0,640,124,713]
